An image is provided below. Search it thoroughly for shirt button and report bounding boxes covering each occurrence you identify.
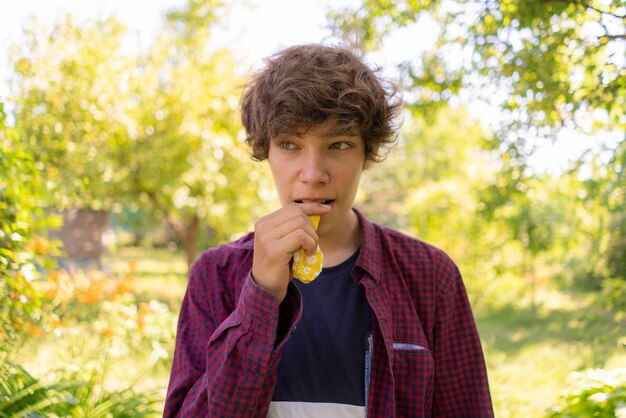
[252,368,261,377]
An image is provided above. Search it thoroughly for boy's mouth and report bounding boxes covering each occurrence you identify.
[295,199,335,205]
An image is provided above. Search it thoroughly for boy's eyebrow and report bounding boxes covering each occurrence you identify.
[323,129,360,137]
[270,133,298,142]
[272,131,358,139]
[271,123,361,140]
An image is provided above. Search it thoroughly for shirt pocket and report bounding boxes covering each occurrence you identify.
[392,341,435,418]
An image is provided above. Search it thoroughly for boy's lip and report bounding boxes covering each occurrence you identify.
[294,198,335,205]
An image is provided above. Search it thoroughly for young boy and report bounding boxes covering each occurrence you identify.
[164,44,493,417]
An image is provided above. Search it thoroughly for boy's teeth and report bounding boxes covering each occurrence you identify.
[294,199,333,204]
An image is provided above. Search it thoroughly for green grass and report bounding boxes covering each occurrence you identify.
[103,246,189,309]
[476,291,626,417]
[103,246,190,412]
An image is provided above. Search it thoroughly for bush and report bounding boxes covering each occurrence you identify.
[545,368,626,417]
[601,278,626,317]
[0,101,62,355]
[0,361,160,418]
[1,262,176,417]
[36,267,177,368]
[0,362,67,417]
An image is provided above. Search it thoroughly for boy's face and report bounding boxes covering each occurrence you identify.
[267,121,366,242]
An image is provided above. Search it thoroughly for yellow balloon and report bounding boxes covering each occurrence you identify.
[293,215,323,283]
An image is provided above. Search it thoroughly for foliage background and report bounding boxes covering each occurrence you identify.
[1,0,625,416]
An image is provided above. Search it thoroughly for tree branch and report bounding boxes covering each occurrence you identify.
[599,34,626,40]
[585,4,626,19]
[544,0,626,19]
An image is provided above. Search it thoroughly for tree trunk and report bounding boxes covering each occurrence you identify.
[166,214,199,273]
[141,189,200,273]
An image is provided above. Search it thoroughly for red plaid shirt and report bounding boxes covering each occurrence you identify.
[164,209,493,417]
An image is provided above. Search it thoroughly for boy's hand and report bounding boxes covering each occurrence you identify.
[252,203,331,303]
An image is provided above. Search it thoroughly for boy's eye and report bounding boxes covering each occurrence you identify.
[278,140,297,150]
[330,142,351,150]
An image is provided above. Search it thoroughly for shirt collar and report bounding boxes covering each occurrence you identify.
[353,207,384,284]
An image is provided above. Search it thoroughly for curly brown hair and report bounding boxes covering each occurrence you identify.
[240,44,402,162]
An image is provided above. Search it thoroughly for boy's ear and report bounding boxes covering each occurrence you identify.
[363,159,374,170]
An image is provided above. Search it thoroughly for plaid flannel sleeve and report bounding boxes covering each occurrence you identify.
[164,258,302,418]
[432,262,494,417]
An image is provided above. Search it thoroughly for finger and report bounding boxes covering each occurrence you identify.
[260,202,331,225]
[303,244,319,257]
[255,228,317,265]
[278,229,318,256]
[260,215,319,248]
[254,205,304,231]
[256,205,320,236]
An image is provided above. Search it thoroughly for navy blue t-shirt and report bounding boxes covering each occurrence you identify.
[271,249,372,413]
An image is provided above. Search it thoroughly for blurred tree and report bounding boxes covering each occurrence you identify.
[604,141,626,280]
[0,101,61,355]
[360,106,508,307]
[330,0,626,292]
[10,0,272,268]
[479,167,570,310]
[329,0,625,139]
[10,16,130,208]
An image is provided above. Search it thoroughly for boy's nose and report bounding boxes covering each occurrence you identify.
[298,152,329,184]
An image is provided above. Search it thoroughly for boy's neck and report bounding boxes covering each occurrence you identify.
[319,209,362,267]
